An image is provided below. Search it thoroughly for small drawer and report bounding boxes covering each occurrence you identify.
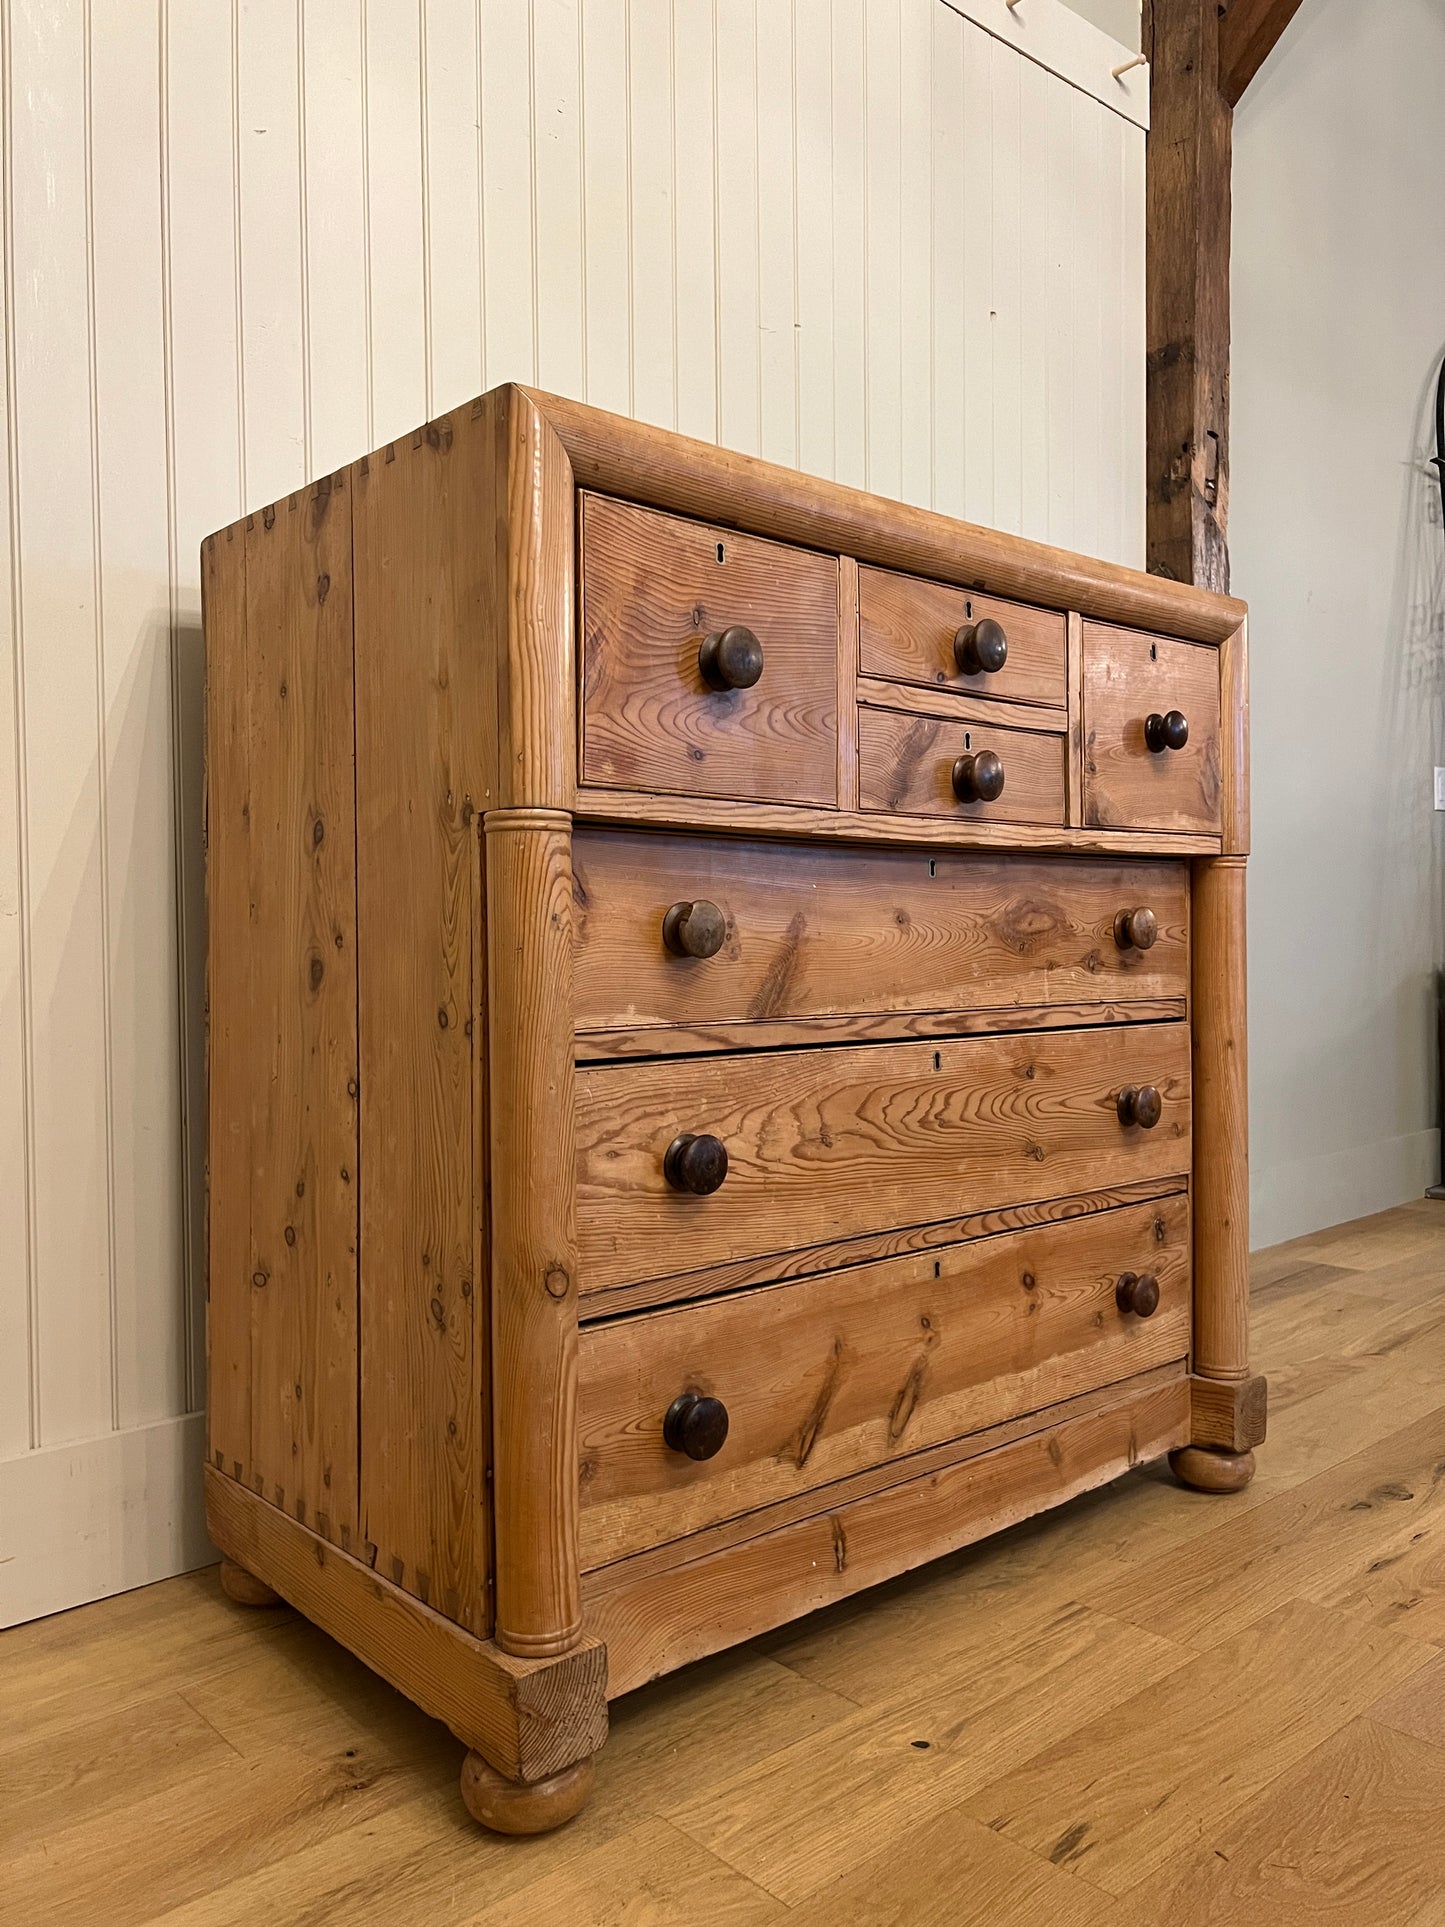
[1083,623,1222,834]
[859,704,1066,827]
[580,493,839,808]
[575,1022,1191,1293]
[573,828,1189,1046]
[577,1194,1190,1567]
[858,566,1067,710]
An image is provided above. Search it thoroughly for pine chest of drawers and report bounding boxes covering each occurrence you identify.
[203,384,1263,1835]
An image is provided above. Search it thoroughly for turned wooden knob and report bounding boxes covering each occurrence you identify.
[1116,1084,1164,1129]
[662,899,726,959]
[663,1391,730,1460]
[1144,709,1189,753]
[952,749,1006,804]
[663,1132,729,1194]
[698,625,763,691]
[954,617,1008,677]
[1115,1271,1161,1317]
[1114,907,1158,952]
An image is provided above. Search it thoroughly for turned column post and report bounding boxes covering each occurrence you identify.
[1189,851,1249,1385]
[483,388,585,1666]
[1173,619,1263,1492]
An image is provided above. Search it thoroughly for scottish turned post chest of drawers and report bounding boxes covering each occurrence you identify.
[203,384,1263,1835]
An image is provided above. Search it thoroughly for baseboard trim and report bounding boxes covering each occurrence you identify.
[0,1412,214,1628]
[1251,1127,1441,1251]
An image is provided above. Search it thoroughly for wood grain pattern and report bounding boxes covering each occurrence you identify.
[858,705,1067,828]
[1219,617,1250,855]
[854,674,1070,738]
[1188,1371,1268,1453]
[858,566,1067,711]
[837,555,861,812]
[493,389,577,812]
[587,1374,1191,1697]
[573,831,1190,1040]
[352,412,495,1630]
[1082,622,1222,834]
[576,1002,1190,1065]
[1144,0,1232,592]
[575,1023,1192,1292]
[1066,611,1085,827]
[1191,853,1251,1381]
[204,1466,606,1783]
[1217,0,1306,106]
[580,493,839,807]
[202,526,251,1488]
[203,481,360,1545]
[532,388,1247,645]
[577,1196,1190,1568]
[573,783,1223,857]
[963,1597,1434,1896]
[486,814,582,1659]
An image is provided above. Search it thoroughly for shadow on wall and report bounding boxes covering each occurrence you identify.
[173,618,208,1408]
[1378,347,1445,1137]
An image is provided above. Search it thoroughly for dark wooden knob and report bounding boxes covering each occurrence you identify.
[698,625,764,691]
[663,1133,729,1195]
[1115,1272,1161,1318]
[954,617,1008,677]
[1116,1085,1164,1129]
[1114,907,1158,952]
[1144,709,1189,753]
[663,1391,730,1461]
[662,899,726,959]
[952,749,1006,804]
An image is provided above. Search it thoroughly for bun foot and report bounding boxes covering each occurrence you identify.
[460,1752,595,1836]
[1170,1445,1256,1494]
[218,1557,283,1607]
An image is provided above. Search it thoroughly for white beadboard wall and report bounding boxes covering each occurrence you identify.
[0,0,1146,1626]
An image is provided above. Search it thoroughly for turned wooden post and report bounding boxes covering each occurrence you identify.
[1189,852,1249,1383]
[1173,617,1260,1492]
[486,811,582,1657]
[485,388,586,1672]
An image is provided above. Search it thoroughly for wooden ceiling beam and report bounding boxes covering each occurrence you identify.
[1218,0,1307,107]
[1143,0,1233,592]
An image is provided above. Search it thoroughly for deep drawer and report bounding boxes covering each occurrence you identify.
[576,1193,1190,1568]
[858,566,1067,710]
[579,493,840,808]
[572,829,1189,1049]
[1083,622,1223,834]
[575,1022,1191,1293]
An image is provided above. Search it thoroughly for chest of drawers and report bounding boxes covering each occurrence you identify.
[202,385,1263,1837]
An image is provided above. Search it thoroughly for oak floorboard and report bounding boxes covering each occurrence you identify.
[1115,1717,1445,1926]
[961,1597,1437,1896]
[8,1201,1445,1922]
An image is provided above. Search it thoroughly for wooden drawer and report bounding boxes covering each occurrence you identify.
[859,704,1066,827]
[858,566,1067,710]
[575,1022,1191,1293]
[573,829,1189,1049]
[577,1194,1189,1568]
[579,493,839,807]
[1083,623,1222,834]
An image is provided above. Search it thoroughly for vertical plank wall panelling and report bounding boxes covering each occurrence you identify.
[0,0,1146,1626]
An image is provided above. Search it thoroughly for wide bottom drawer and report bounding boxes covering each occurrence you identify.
[577,1193,1189,1569]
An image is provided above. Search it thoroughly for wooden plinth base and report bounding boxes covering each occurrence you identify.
[460,1751,595,1836]
[219,1557,284,1608]
[1170,1445,1256,1494]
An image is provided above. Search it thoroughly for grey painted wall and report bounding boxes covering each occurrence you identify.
[1232,0,1445,1246]
[1058,0,1140,50]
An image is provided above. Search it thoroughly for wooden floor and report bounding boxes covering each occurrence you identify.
[11,1201,1445,1923]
